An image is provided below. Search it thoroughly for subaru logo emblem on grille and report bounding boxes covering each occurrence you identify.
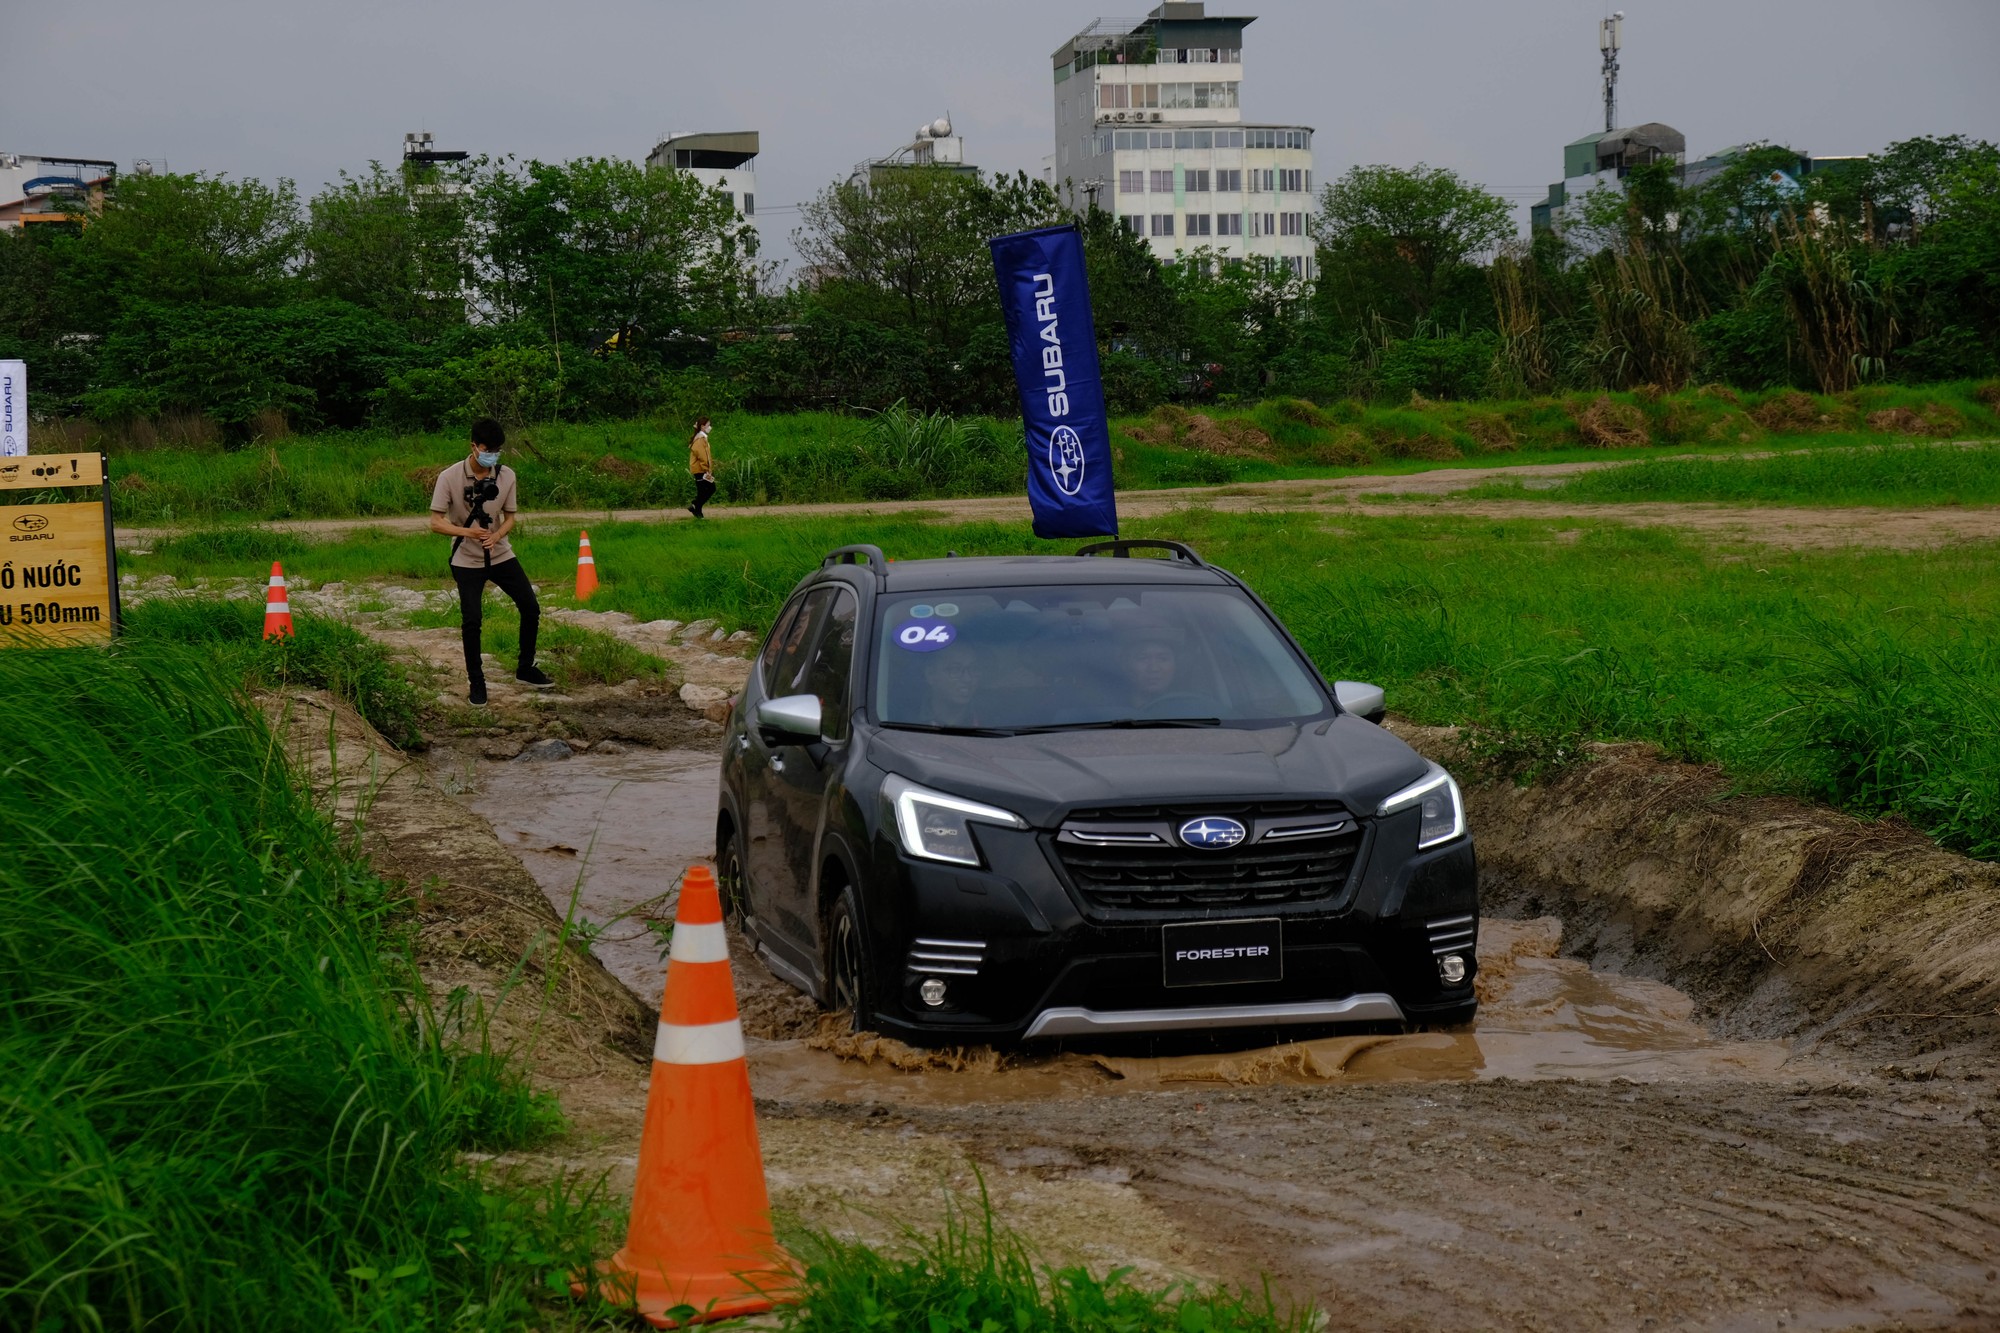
[1178,817,1246,849]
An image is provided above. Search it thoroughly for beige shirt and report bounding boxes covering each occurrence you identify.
[431,459,519,569]
[689,430,713,476]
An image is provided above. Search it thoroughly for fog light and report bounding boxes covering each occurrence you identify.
[919,977,948,1007]
[1438,953,1467,986]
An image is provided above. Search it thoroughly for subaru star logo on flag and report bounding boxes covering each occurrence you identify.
[1178,816,1247,849]
[988,224,1118,538]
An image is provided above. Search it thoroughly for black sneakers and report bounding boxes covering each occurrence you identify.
[468,680,488,706]
[516,665,555,688]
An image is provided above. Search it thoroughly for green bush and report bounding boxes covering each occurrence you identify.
[1374,332,1498,402]
[378,346,563,430]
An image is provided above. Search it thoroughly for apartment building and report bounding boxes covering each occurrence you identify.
[1051,3,1315,275]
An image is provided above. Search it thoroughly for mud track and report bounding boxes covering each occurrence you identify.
[284,656,2000,1329]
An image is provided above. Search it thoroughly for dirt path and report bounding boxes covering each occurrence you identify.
[272,607,2000,1328]
[405,723,2000,1330]
[122,449,2000,552]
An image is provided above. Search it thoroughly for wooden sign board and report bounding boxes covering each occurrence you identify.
[0,452,105,489]
[0,452,120,647]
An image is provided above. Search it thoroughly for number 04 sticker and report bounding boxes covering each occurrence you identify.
[895,619,956,652]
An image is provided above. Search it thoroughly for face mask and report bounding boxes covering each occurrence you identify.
[476,451,501,468]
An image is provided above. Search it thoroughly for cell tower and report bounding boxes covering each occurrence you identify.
[1599,11,1625,133]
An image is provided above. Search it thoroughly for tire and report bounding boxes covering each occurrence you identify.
[825,886,873,1032]
[715,825,748,931]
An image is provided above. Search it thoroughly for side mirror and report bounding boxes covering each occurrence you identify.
[756,694,824,745]
[1334,680,1386,725]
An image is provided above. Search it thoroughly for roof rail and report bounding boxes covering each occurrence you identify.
[1074,539,1206,567]
[822,544,889,577]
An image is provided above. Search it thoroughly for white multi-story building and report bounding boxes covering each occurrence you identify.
[645,131,760,241]
[1051,3,1315,276]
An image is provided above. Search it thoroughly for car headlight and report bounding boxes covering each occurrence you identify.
[1377,763,1466,849]
[884,774,1026,866]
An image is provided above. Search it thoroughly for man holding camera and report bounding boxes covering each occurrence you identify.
[429,418,553,705]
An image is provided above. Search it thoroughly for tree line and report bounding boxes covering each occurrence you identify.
[0,133,1993,442]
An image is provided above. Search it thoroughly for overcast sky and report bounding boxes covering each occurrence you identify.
[7,1,1996,275]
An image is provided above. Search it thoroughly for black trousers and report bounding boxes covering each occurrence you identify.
[451,557,539,684]
[691,475,718,516]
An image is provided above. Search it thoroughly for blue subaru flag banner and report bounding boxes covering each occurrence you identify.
[989,224,1118,539]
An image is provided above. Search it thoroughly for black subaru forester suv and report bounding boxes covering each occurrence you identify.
[715,540,1477,1046]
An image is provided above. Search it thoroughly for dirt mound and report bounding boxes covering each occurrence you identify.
[1575,395,1651,447]
[1127,406,1274,459]
[806,1014,1009,1072]
[1867,404,1965,437]
[1267,397,1331,428]
[1392,721,2000,1061]
[265,690,652,1071]
[1977,380,2000,413]
[406,463,445,493]
[1752,390,1838,432]
[1463,414,1517,452]
[1383,432,1463,461]
[1307,427,1375,465]
[592,452,650,481]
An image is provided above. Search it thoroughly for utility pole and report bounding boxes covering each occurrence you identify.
[1600,11,1624,133]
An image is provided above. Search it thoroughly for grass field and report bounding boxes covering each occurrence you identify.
[96,381,2000,525]
[1456,441,2000,508]
[0,619,600,1330]
[126,504,2000,861]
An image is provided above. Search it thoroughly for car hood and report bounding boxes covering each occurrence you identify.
[861,717,1431,826]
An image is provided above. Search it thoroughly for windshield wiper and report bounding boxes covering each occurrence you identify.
[1008,717,1223,734]
[880,721,1019,738]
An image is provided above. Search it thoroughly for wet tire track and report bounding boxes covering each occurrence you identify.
[857,1080,2000,1330]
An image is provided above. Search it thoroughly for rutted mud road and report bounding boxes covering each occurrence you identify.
[423,735,2000,1331]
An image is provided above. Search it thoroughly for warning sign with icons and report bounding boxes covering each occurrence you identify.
[0,452,120,647]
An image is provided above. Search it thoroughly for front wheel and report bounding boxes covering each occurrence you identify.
[825,886,873,1033]
[715,827,748,931]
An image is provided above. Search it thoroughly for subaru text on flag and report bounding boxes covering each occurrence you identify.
[715,540,1477,1046]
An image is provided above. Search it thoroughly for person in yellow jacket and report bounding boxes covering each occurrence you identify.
[687,416,717,519]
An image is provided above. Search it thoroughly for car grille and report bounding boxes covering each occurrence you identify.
[1052,802,1364,910]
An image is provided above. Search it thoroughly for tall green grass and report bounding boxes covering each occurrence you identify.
[778,1186,1311,1332]
[1458,441,2000,507]
[126,596,429,747]
[105,382,2000,524]
[0,636,605,1330]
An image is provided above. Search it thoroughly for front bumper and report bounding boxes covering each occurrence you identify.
[860,808,1480,1046]
[1023,993,1407,1039]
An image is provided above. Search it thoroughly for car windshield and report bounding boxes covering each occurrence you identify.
[872,583,1330,731]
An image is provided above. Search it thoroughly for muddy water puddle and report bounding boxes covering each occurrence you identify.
[446,746,717,1003]
[447,746,1807,1104]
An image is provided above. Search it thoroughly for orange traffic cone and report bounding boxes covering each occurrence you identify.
[575,529,599,601]
[262,562,295,639]
[574,865,799,1327]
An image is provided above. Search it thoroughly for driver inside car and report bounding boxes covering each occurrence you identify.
[921,651,984,727]
[1111,617,1208,718]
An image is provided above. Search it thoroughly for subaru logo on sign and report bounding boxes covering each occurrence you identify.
[1048,424,1085,496]
[1178,817,1247,850]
